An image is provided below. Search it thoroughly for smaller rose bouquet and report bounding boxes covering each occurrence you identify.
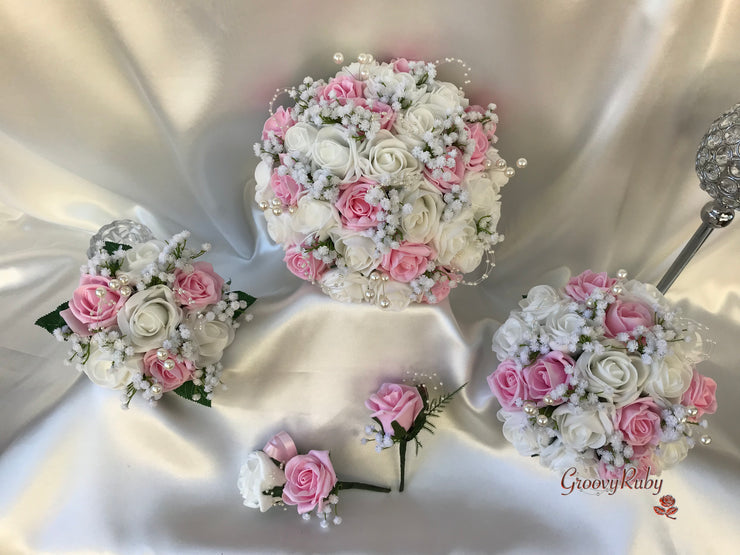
[238,431,390,527]
[488,269,717,482]
[35,228,255,408]
[363,381,465,491]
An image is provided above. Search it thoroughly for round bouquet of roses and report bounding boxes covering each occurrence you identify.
[487,269,717,481]
[36,229,255,408]
[253,54,514,309]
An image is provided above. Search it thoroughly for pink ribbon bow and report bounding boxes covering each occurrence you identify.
[263,431,298,463]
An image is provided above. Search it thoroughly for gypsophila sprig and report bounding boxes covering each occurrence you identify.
[487,269,717,484]
[238,431,390,528]
[253,54,519,309]
[363,381,466,491]
[35,224,257,408]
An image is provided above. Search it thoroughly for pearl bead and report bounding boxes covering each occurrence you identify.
[271,198,282,207]
[586,299,596,308]
[687,406,699,418]
[108,279,121,290]
[504,167,516,178]
[369,271,380,282]
[700,434,712,445]
[484,159,493,168]
[272,207,283,216]
[359,69,370,80]
[616,268,628,280]
[516,157,528,168]
[259,201,269,210]
[288,206,296,214]
[357,53,369,64]
[380,273,389,282]
[163,359,175,370]
[95,287,106,298]
[118,274,130,285]
[523,402,536,415]
[611,284,623,295]
[495,159,507,169]
[156,349,169,361]
[150,383,163,395]
[536,414,549,426]
[543,394,554,405]
[364,289,375,300]
[119,285,132,297]
[333,52,344,64]
[378,297,391,309]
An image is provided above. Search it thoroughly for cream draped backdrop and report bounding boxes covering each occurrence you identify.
[1,1,739,553]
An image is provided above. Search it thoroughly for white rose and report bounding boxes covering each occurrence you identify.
[499,410,545,456]
[264,210,305,246]
[283,122,318,157]
[575,351,649,406]
[433,210,476,266]
[363,65,426,104]
[518,285,563,322]
[331,231,380,274]
[320,269,367,304]
[118,240,167,284]
[184,313,235,366]
[237,451,286,512]
[379,279,413,311]
[311,127,358,181]
[464,171,501,222]
[492,313,531,361]
[393,103,446,148]
[546,308,585,351]
[655,438,689,470]
[538,438,598,479]
[362,130,419,177]
[671,327,706,364]
[116,285,183,352]
[254,160,273,205]
[420,81,468,112]
[291,197,338,240]
[450,242,484,274]
[621,279,670,312]
[552,403,614,452]
[641,353,693,404]
[399,183,443,244]
[83,345,140,390]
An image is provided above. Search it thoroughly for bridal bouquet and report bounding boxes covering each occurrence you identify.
[254,54,515,309]
[35,230,255,408]
[238,431,390,528]
[488,270,717,480]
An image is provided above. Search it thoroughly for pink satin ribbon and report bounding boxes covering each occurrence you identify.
[263,431,298,463]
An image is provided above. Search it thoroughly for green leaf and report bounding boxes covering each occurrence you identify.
[101,241,132,255]
[390,420,407,441]
[35,301,70,335]
[231,290,257,320]
[173,381,211,408]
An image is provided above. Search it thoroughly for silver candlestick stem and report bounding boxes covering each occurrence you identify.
[657,104,740,294]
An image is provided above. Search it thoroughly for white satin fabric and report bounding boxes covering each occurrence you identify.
[1,1,740,553]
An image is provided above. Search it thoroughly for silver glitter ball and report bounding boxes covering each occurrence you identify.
[696,103,740,210]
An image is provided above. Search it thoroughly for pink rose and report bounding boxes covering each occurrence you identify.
[465,123,489,172]
[357,98,396,130]
[366,383,424,436]
[391,58,411,72]
[318,75,364,103]
[380,242,435,283]
[423,269,461,304]
[282,450,337,514]
[283,245,328,282]
[269,171,301,206]
[335,177,381,230]
[523,351,574,404]
[423,147,466,193]
[615,398,662,447]
[173,262,225,310]
[261,106,293,140]
[143,349,194,392]
[487,359,529,412]
[62,274,126,334]
[604,299,654,338]
[681,369,717,418]
[466,105,497,139]
[565,270,617,302]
